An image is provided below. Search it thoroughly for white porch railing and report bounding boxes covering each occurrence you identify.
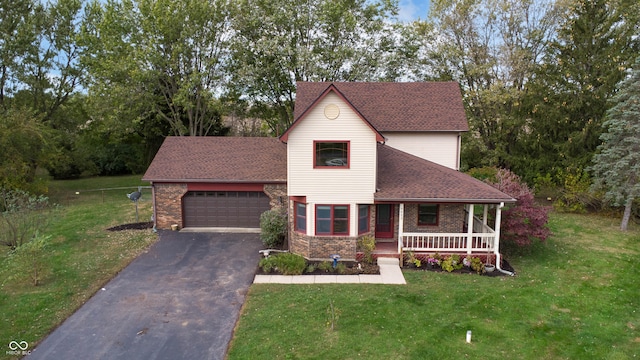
[401,232,495,254]
[396,203,504,258]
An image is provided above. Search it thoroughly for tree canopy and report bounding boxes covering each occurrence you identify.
[228,0,410,134]
[1,0,639,227]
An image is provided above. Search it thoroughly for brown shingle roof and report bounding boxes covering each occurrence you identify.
[375,145,515,203]
[293,82,469,132]
[142,137,286,183]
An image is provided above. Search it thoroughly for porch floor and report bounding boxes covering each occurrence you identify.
[373,242,398,256]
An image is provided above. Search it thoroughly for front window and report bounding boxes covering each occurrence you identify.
[358,204,370,234]
[295,202,306,232]
[418,204,439,226]
[314,141,349,168]
[316,205,349,235]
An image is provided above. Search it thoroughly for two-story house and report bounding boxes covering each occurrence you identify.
[143,82,515,268]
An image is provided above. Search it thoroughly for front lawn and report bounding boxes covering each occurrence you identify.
[0,175,156,360]
[228,213,640,359]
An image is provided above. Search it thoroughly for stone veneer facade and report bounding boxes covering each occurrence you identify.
[153,183,188,229]
[288,202,376,261]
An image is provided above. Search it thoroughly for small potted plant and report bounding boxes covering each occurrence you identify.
[484,256,495,273]
[484,245,495,273]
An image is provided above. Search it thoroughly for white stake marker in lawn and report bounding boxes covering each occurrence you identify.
[466,330,472,343]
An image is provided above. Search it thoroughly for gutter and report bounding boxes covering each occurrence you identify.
[141,179,288,184]
[374,197,517,204]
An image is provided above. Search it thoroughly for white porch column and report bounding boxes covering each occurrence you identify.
[494,202,504,268]
[466,204,474,255]
[398,203,404,253]
[483,204,488,226]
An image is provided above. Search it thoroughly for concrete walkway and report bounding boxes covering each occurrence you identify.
[253,257,406,284]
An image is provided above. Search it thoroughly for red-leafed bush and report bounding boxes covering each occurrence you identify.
[478,168,552,248]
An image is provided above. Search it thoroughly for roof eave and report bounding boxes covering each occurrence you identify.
[281,83,385,142]
[142,179,287,184]
[374,197,516,204]
[380,129,469,133]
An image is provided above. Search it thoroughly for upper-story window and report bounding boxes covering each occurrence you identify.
[314,141,349,168]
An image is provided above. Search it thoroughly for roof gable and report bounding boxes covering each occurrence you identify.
[375,145,515,203]
[280,83,384,142]
[143,137,286,183]
[293,82,469,132]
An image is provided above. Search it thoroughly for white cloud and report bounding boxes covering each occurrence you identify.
[398,0,430,22]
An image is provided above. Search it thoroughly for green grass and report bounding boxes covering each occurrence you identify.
[228,213,640,360]
[3,178,639,360]
[0,175,157,360]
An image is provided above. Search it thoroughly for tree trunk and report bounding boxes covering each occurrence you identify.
[621,197,633,231]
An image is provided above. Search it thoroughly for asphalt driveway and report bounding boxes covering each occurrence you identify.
[28,231,263,360]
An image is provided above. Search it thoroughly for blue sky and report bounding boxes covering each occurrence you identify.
[397,0,431,22]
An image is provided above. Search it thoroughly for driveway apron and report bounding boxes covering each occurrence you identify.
[28,231,263,360]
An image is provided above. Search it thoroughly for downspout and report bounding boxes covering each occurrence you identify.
[151,182,157,232]
[456,133,461,170]
[466,204,474,255]
[494,202,515,276]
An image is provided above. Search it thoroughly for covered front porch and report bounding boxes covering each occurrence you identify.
[373,203,505,265]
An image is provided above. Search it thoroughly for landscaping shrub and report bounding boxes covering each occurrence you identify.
[485,168,552,249]
[317,261,333,272]
[468,256,485,274]
[259,252,307,275]
[8,232,51,286]
[553,169,601,213]
[0,189,56,249]
[440,254,463,272]
[357,235,376,264]
[259,209,287,248]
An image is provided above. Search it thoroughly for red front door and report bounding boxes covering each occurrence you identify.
[375,204,394,238]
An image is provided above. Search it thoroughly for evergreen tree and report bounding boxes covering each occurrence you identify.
[590,57,640,231]
[521,0,639,183]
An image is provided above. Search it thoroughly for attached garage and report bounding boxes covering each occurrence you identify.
[182,191,271,228]
[143,137,287,230]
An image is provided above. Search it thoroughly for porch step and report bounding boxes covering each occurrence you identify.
[377,257,400,266]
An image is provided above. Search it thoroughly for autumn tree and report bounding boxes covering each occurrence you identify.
[590,57,640,231]
[473,167,551,250]
[81,0,231,137]
[229,0,411,134]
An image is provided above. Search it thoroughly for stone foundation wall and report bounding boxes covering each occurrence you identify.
[290,231,358,260]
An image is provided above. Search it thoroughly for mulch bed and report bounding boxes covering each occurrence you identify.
[256,260,380,276]
[404,258,516,277]
[106,222,154,231]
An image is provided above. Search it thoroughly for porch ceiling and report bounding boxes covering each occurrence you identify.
[375,145,516,204]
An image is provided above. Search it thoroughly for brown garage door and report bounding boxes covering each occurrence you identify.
[182,191,271,228]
